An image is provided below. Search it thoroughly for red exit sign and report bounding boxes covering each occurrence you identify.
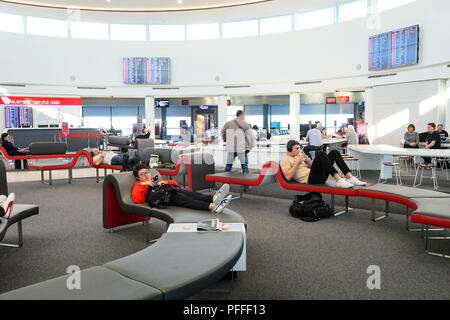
[326,97,336,104]
[181,99,189,105]
[337,96,350,103]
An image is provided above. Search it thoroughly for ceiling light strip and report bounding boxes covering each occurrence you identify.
[0,0,272,13]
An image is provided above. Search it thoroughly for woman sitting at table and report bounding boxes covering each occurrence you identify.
[403,124,419,148]
[0,133,29,169]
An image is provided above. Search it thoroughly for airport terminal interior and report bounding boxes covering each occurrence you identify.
[0,0,449,300]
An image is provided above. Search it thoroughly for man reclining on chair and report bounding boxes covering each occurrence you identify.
[132,163,232,213]
[281,140,366,188]
[91,148,138,172]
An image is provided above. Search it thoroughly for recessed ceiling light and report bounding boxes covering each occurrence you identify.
[178,0,183,3]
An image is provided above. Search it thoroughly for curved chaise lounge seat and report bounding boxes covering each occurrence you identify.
[0,231,243,300]
[28,150,122,184]
[103,170,245,242]
[0,161,39,248]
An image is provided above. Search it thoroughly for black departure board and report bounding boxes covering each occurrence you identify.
[123,57,170,84]
[369,25,419,71]
[5,106,33,128]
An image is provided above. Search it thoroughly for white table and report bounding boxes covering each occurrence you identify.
[348,144,450,178]
[166,222,246,272]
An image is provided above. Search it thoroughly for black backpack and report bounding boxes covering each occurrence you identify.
[289,192,333,222]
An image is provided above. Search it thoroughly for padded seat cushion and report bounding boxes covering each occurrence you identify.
[0,204,39,241]
[358,184,450,199]
[0,266,162,300]
[104,232,243,300]
[29,142,67,155]
[410,197,450,220]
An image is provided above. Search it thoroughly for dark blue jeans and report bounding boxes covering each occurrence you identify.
[111,155,139,167]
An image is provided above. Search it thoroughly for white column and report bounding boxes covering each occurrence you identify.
[289,93,300,139]
[217,95,227,141]
[446,80,450,130]
[437,79,447,126]
[145,96,155,139]
[365,87,376,144]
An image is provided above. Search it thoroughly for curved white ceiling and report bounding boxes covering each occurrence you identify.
[0,0,274,11]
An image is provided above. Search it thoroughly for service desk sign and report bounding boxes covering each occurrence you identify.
[0,96,82,106]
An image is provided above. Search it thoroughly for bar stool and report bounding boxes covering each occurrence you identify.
[338,146,348,155]
[378,162,402,185]
[413,163,438,189]
[343,157,361,179]
[399,156,414,173]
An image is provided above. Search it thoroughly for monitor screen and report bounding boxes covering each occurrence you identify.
[123,57,170,84]
[5,106,33,128]
[369,25,419,71]
[155,99,169,108]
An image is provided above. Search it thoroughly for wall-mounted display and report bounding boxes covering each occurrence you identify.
[369,25,419,71]
[5,106,33,128]
[123,57,170,84]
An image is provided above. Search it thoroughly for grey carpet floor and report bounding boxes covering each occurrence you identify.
[0,177,449,300]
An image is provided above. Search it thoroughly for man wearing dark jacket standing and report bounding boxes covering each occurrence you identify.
[221,110,256,191]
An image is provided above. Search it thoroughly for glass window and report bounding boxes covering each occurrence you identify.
[71,21,108,40]
[26,17,67,37]
[300,104,326,127]
[149,25,185,41]
[110,24,146,41]
[295,7,335,30]
[325,103,355,134]
[223,20,258,38]
[186,23,219,40]
[166,106,192,136]
[243,105,264,128]
[111,106,139,136]
[260,15,292,35]
[377,0,416,13]
[338,0,368,22]
[269,104,290,131]
[82,106,111,130]
[0,13,24,33]
[227,106,243,122]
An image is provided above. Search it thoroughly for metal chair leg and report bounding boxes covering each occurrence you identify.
[0,221,23,248]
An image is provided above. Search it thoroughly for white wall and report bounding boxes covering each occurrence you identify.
[368,80,444,146]
[0,0,448,93]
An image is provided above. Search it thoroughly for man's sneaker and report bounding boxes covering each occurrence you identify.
[336,179,354,188]
[325,176,337,187]
[0,195,7,206]
[213,184,230,204]
[213,195,232,214]
[1,193,15,219]
[346,176,367,186]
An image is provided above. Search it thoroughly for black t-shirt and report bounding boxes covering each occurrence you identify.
[438,130,449,141]
[425,131,441,149]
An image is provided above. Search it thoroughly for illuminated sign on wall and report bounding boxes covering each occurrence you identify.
[0,96,82,106]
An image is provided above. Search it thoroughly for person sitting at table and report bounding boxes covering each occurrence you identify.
[91,148,139,171]
[423,122,441,164]
[258,128,273,141]
[280,140,366,188]
[403,123,419,148]
[303,124,330,159]
[0,133,29,169]
[436,124,449,142]
[132,163,232,213]
[346,125,358,145]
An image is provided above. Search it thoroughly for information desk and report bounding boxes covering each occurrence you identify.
[348,144,450,178]
[167,222,246,272]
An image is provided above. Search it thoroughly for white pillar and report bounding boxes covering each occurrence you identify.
[145,96,155,139]
[365,87,376,144]
[446,80,450,130]
[289,93,300,139]
[217,95,227,141]
[437,79,447,126]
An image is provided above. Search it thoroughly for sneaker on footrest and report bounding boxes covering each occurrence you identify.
[213,195,232,214]
[346,176,367,186]
[336,179,354,188]
[213,184,230,204]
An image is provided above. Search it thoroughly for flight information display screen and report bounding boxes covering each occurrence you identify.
[123,57,170,84]
[369,25,419,71]
[5,106,33,128]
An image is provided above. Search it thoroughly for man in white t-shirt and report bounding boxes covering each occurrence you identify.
[91,148,138,171]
